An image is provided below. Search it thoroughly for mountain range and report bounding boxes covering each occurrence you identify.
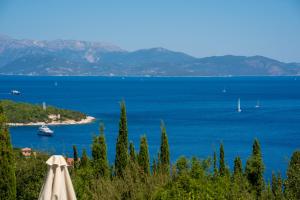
[1,35,299,76]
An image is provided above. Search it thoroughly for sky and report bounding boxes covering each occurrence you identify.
[0,0,300,62]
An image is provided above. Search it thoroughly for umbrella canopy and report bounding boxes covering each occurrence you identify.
[39,155,77,200]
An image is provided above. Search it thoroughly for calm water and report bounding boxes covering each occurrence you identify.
[1,76,300,178]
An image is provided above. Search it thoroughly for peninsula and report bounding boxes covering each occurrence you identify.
[0,100,95,126]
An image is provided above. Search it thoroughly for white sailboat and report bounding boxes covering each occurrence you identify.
[222,87,227,93]
[237,98,242,113]
[255,100,260,108]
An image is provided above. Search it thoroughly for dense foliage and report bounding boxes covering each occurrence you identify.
[0,105,16,200]
[0,99,86,123]
[1,101,300,200]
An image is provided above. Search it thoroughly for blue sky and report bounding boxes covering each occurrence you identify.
[0,0,300,62]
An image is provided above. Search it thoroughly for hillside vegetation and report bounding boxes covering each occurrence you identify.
[0,102,299,200]
[0,99,86,123]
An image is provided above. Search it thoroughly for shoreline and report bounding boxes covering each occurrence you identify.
[7,116,96,127]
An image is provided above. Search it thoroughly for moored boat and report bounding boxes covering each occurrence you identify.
[38,125,54,136]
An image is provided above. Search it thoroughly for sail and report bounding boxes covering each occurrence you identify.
[238,98,242,112]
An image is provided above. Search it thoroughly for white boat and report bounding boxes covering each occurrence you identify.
[38,125,54,136]
[255,100,260,108]
[11,90,21,95]
[237,98,242,113]
[222,88,227,93]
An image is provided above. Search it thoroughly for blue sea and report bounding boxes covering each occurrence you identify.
[1,76,300,179]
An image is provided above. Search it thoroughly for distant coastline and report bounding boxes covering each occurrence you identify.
[7,116,95,127]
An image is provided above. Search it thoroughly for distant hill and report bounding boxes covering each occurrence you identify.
[0,35,299,76]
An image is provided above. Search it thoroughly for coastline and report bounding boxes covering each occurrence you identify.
[7,116,96,127]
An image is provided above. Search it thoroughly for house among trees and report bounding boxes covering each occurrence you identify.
[21,147,32,157]
[66,157,80,166]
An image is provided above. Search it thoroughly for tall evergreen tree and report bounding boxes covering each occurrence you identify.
[73,145,78,161]
[92,135,101,161]
[138,135,150,175]
[129,141,136,162]
[285,151,300,200]
[91,123,109,178]
[97,123,109,178]
[80,148,88,167]
[272,172,283,200]
[219,143,226,176]
[73,145,79,168]
[233,156,243,178]
[213,151,218,176]
[0,106,16,200]
[160,121,170,174]
[115,101,129,177]
[245,139,265,198]
[152,158,157,175]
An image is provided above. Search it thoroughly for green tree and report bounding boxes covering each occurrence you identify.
[97,123,109,178]
[0,106,16,200]
[129,141,136,162]
[115,101,129,177]
[73,145,79,168]
[80,148,88,168]
[138,135,150,175]
[245,139,265,198]
[271,172,284,200]
[233,156,243,179]
[152,158,157,175]
[160,121,170,174]
[91,123,109,178]
[92,135,101,161]
[176,156,189,175]
[213,151,218,176]
[285,151,300,200]
[219,143,226,176]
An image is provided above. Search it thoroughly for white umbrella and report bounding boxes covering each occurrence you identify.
[39,155,77,200]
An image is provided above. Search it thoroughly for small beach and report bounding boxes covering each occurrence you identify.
[7,116,95,126]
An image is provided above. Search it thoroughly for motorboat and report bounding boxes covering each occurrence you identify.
[38,125,54,136]
[11,90,21,95]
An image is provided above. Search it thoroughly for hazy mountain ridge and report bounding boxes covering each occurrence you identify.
[1,35,300,76]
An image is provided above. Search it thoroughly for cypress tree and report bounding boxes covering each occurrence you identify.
[0,106,16,200]
[219,143,226,176]
[91,123,109,178]
[97,123,109,178]
[73,145,78,162]
[213,151,218,176]
[92,135,101,161]
[245,139,265,198]
[129,141,136,162]
[115,101,129,177]
[160,121,170,174]
[233,156,243,178]
[73,145,79,168]
[138,135,150,175]
[152,159,157,175]
[272,172,283,199]
[285,151,300,200]
[80,148,88,167]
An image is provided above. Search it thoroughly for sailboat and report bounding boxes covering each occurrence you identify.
[222,87,227,93]
[255,100,260,108]
[237,98,242,113]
